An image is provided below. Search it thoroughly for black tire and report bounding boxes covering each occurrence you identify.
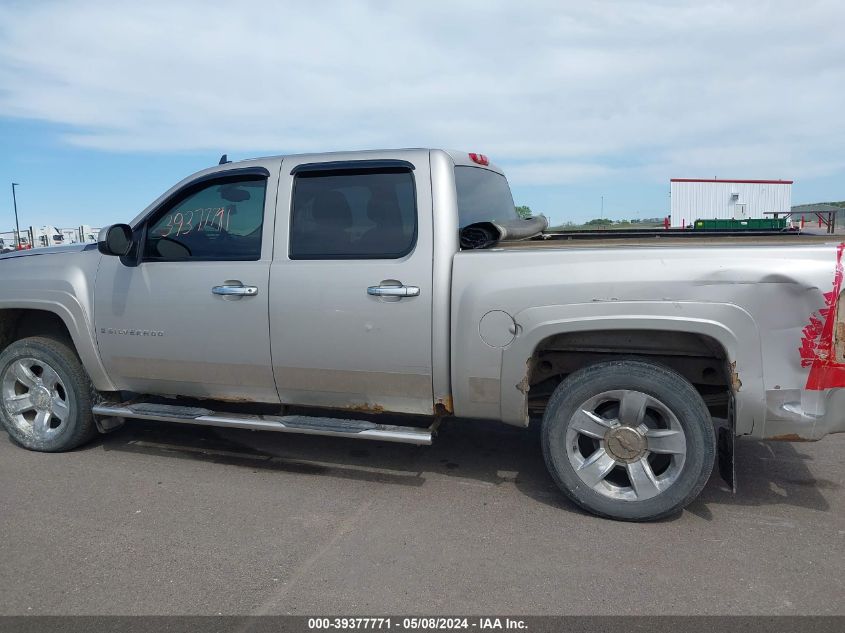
[541,359,715,521]
[0,336,98,452]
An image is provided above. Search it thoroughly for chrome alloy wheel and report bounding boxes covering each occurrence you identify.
[565,389,687,501]
[1,357,70,440]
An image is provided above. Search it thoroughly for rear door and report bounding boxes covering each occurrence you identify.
[270,153,434,414]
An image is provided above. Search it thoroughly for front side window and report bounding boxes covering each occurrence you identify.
[144,177,266,261]
[289,168,417,259]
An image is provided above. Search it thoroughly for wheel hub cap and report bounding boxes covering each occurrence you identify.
[604,426,646,462]
[31,386,52,410]
[1,357,70,441]
[564,389,688,502]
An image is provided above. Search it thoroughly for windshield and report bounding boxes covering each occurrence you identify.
[455,166,518,228]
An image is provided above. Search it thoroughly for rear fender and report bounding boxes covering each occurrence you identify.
[499,301,763,432]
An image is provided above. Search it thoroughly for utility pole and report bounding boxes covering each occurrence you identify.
[601,195,604,219]
[11,183,21,249]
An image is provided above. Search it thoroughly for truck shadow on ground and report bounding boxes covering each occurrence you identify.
[93,416,837,521]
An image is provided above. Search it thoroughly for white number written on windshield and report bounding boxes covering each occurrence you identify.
[157,206,232,238]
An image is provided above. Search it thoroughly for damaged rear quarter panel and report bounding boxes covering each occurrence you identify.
[450,242,845,439]
[763,242,845,439]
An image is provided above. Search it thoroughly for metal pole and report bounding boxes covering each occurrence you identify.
[11,183,21,249]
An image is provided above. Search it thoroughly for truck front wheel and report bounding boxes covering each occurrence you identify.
[541,359,715,521]
[0,336,98,452]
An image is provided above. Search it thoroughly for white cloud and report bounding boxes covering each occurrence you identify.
[1,0,844,186]
[500,161,614,186]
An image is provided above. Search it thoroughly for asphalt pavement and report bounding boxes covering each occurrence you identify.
[1,417,843,615]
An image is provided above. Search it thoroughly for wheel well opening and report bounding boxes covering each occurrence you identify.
[0,309,74,353]
[526,329,732,418]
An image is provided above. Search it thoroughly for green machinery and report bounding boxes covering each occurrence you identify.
[693,218,788,231]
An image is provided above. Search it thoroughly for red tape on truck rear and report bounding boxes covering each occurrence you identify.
[801,242,845,389]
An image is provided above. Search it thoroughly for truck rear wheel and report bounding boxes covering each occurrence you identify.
[0,336,98,452]
[541,359,715,521]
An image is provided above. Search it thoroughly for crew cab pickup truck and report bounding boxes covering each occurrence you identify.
[1,149,844,521]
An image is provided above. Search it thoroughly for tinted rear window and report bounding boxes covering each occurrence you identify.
[455,166,518,227]
[289,169,417,259]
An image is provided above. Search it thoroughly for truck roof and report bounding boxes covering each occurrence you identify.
[226,148,505,175]
[130,148,505,227]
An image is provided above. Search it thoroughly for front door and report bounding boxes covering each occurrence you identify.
[94,167,280,403]
[270,154,434,414]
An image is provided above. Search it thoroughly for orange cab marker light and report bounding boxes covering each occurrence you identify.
[469,153,489,166]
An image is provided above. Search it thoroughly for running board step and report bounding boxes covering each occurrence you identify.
[92,403,434,445]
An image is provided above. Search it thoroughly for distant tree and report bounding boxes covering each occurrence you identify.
[584,218,612,226]
[515,205,533,219]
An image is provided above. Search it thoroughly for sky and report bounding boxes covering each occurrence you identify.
[1,0,844,230]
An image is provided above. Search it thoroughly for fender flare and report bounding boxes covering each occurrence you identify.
[500,301,764,434]
[0,298,116,392]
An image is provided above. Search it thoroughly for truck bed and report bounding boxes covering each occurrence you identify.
[499,232,842,250]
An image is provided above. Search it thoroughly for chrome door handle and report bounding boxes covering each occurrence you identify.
[212,285,259,296]
[367,285,420,297]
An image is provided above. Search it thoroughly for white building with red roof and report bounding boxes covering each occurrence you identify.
[669,178,792,228]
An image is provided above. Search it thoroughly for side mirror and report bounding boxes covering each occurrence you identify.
[97,224,133,257]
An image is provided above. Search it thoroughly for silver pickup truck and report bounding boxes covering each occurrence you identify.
[1,149,844,521]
